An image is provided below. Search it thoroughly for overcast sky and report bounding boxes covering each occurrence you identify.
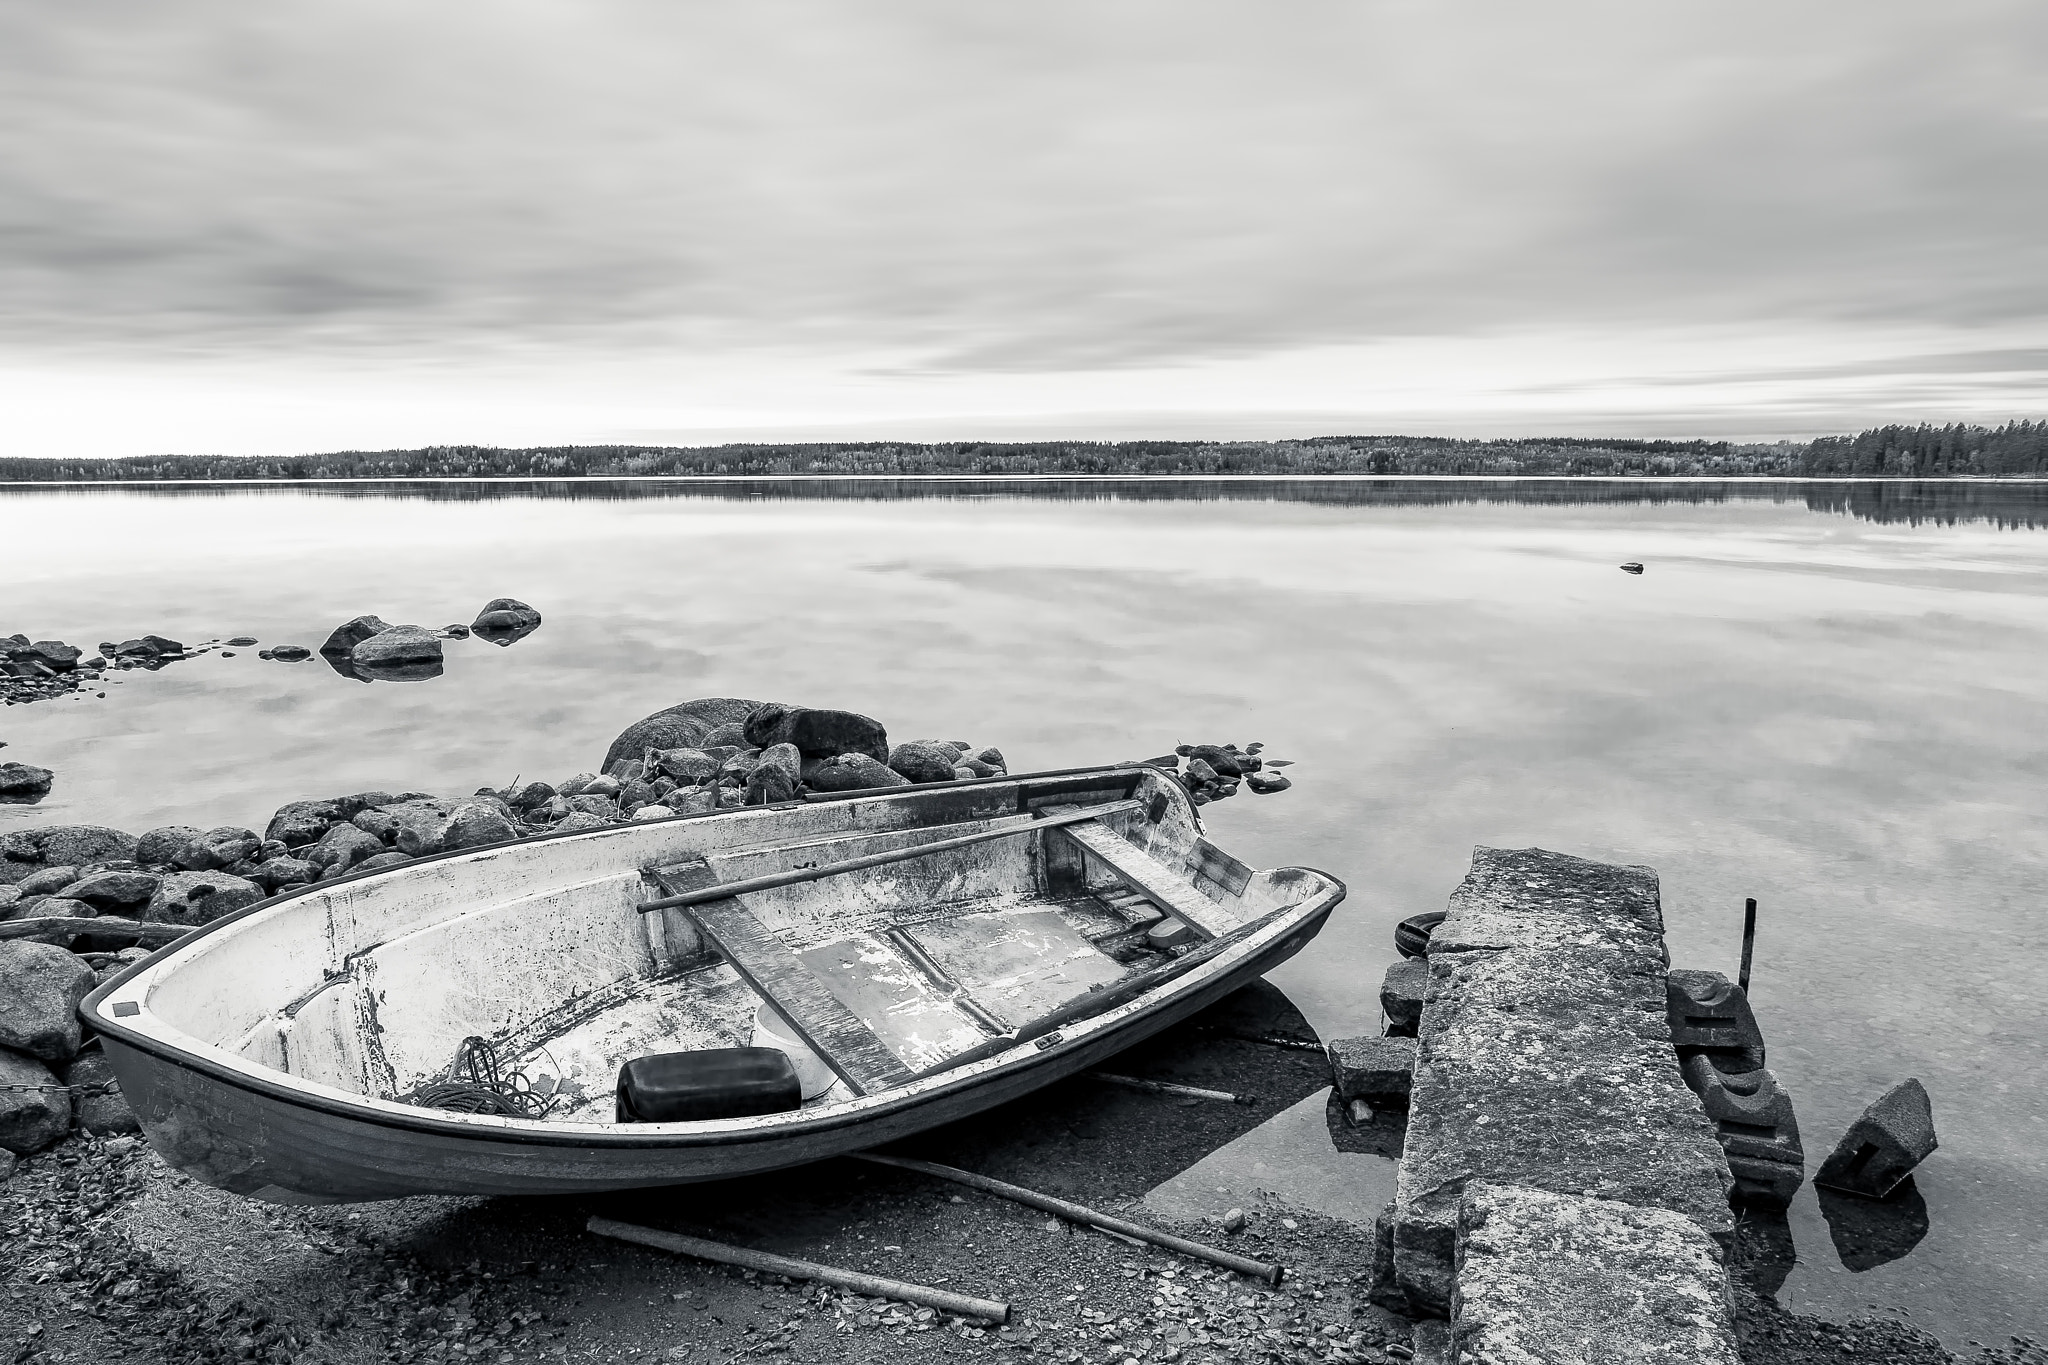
[3,1,2044,457]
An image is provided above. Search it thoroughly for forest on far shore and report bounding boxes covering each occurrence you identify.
[2,420,2044,482]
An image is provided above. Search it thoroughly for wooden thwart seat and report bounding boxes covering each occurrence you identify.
[1052,819,1242,940]
[650,862,917,1097]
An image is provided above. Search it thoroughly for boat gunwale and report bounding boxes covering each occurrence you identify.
[80,765,1340,1150]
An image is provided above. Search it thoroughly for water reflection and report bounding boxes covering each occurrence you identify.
[4,476,2046,528]
[1819,1181,1932,1272]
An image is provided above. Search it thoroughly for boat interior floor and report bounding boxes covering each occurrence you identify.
[487,887,1179,1123]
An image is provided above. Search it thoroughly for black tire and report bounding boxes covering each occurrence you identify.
[1395,911,1446,960]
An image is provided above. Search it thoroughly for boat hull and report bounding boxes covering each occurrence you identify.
[98,901,1330,1202]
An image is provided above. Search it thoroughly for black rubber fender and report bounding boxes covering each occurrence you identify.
[1395,910,1446,959]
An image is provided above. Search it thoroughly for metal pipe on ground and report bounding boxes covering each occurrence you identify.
[851,1152,1286,1284]
[585,1217,1010,1324]
[1084,1072,1242,1103]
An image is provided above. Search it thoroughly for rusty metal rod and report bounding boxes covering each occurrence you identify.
[1739,897,1758,995]
[586,1217,1009,1323]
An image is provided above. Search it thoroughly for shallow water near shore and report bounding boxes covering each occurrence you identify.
[4,476,2045,1346]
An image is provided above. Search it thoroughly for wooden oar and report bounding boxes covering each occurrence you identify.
[634,798,1141,913]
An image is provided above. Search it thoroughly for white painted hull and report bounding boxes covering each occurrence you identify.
[82,767,1341,1204]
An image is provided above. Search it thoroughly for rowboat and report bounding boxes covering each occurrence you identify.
[81,764,1342,1204]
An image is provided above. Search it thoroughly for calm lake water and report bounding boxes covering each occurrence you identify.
[4,477,2045,1344]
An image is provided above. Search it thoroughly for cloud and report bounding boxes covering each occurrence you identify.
[0,1,2042,451]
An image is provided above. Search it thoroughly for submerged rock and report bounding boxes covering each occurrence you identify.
[0,762,54,798]
[472,597,542,645]
[352,624,444,670]
[267,644,312,662]
[320,615,392,657]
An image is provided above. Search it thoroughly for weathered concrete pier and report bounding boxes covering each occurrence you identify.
[1378,847,1743,1362]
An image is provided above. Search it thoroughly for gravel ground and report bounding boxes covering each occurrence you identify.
[5,988,2029,1365]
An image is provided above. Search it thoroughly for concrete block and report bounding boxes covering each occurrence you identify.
[1815,1078,1937,1199]
[1453,1182,1739,1365]
[1330,1035,1416,1101]
[1394,945,1733,1309]
[1668,969,1766,1070]
[1679,1055,1800,1158]
[1381,957,1427,1036]
[1429,845,1666,962]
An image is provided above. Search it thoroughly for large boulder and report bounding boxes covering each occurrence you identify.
[472,598,543,646]
[0,762,54,798]
[352,625,444,670]
[172,827,263,872]
[145,870,264,926]
[17,866,81,897]
[601,698,763,773]
[888,741,962,785]
[745,705,889,763]
[59,871,160,910]
[320,615,392,657]
[0,940,97,1062]
[0,826,138,881]
[61,1052,140,1136]
[0,1049,70,1155]
[807,753,910,792]
[265,800,346,848]
[135,825,203,867]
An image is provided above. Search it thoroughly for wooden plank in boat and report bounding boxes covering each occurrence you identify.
[652,862,917,1096]
[903,909,1127,1033]
[1187,837,1254,899]
[1052,820,1243,940]
[796,937,990,1073]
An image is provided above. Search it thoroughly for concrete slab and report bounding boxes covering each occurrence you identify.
[1453,1181,1739,1365]
[1392,848,1734,1313]
[1432,845,1666,962]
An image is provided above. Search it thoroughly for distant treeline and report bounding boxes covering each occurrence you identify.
[2,421,2044,482]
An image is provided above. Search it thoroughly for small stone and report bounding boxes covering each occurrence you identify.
[0,1049,70,1155]
[472,598,542,645]
[17,866,81,897]
[889,741,964,784]
[268,644,312,662]
[631,805,677,822]
[352,625,444,670]
[173,826,263,872]
[135,825,203,866]
[61,1052,140,1136]
[807,753,909,792]
[441,623,472,639]
[354,851,412,872]
[145,870,264,925]
[1245,772,1292,794]
[59,870,160,909]
[1222,1209,1246,1234]
[250,856,319,892]
[0,940,98,1061]
[976,747,1007,770]
[226,636,259,647]
[553,812,608,833]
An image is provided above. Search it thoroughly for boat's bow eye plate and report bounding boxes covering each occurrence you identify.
[112,1002,140,1017]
